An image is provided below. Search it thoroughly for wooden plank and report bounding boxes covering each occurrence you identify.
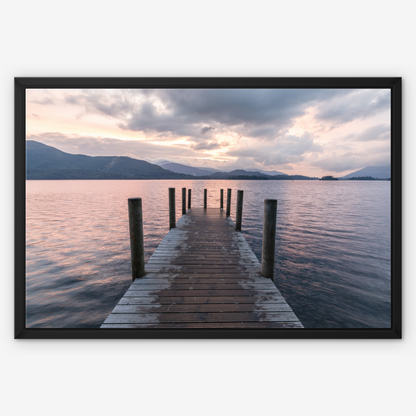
[153,245,256,250]
[103,311,300,324]
[132,278,273,284]
[149,250,258,262]
[113,303,293,313]
[142,268,262,274]
[162,233,239,237]
[147,258,259,263]
[101,322,304,328]
[123,289,282,297]
[157,237,245,240]
[152,248,258,252]
[146,259,259,264]
[148,253,258,258]
[144,264,261,270]
[155,241,248,246]
[117,295,287,305]
[145,262,259,267]
[151,251,258,257]
[148,252,259,258]
[160,238,240,240]
[140,273,268,279]
[129,283,276,291]
[131,280,275,288]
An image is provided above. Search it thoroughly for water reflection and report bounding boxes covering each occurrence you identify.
[26,179,391,328]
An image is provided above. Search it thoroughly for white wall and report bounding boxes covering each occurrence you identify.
[1,1,414,415]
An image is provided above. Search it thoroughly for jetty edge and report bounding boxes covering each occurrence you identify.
[101,188,303,329]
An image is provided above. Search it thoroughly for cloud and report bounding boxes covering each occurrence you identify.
[31,97,55,105]
[310,140,390,173]
[191,141,221,151]
[65,91,135,118]
[316,89,390,127]
[59,89,354,143]
[218,156,294,172]
[64,95,79,105]
[26,132,199,160]
[227,132,322,166]
[311,155,361,173]
[200,126,215,135]
[26,88,392,176]
[157,89,347,128]
[353,124,390,141]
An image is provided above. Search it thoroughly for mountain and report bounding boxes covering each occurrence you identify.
[206,169,312,180]
[208,169,270,179]
[159,161,287,177]
[151,159,172,166]
[205,170,314,180]
[26,141,316,180]
[246,169,287,176]
[341,165,391,179]
[160,162,220,176]
[26,141,194,180]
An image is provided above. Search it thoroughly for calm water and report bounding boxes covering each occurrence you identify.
[26,180,391,328]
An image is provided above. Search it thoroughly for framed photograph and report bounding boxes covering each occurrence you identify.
[15,77,401,339]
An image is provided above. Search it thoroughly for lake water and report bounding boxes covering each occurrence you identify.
[26,179,391,328]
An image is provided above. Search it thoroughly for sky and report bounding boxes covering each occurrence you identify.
[26,88,391,177]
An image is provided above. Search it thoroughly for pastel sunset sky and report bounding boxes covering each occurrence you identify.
[26,88,391,177]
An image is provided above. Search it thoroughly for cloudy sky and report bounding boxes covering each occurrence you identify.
[26,88,391,177]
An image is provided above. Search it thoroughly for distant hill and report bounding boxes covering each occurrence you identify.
[153,159,172,165]
[26,141,317,180]
[208,169,269,179]
[348,176,376,180]
[160,162,220,176]
[246,169,287,176]
[206,170,314,180]
[26,141,194,180]
[159,162,287,177]
[341,165,391,179]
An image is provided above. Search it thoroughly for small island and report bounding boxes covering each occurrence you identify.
[320,176,339,181]
[348,176,391,181]
[348,176,376,180]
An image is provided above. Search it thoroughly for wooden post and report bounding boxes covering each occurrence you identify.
[261,199,277,279]
[128,198,145,281]
[182,187,186,215]
[226,188,231,216]
[169,188,176,229]
[220,189,224,209]
[188,189,191,209]
[235,190,244,231]
[204,189,207,209]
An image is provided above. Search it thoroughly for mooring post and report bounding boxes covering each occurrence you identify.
[220,189,224,209]
[226,188,231,216]
[188,189,191,209]
[204,189,207,209]
[182,187,186,215]
[261,199,277,279]
[235,190,244,231]
[128,198,145,281]
[169,188,176,229]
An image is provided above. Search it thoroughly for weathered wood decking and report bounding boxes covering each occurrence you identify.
[101,208,303,328]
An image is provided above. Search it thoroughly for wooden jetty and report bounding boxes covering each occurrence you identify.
[101,189,303,329]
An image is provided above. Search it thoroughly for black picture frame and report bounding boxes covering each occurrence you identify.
[15,77,402,339]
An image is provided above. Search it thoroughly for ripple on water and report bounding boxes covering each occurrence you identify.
[26,179,391,328]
